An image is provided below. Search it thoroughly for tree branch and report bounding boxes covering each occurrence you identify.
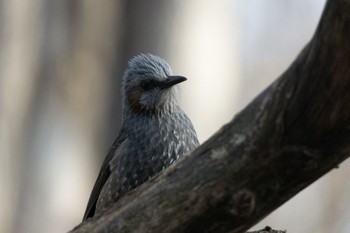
[247,226,286,233]
[71,0,350,232]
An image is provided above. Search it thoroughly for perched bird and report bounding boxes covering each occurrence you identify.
[83,53,199,221]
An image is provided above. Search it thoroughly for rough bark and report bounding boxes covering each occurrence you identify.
[71,0,350,232]
[247,226,286,233]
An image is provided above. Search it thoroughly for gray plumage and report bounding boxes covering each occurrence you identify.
[83,53,199,220]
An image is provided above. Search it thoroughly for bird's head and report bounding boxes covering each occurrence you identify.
[122,54,186,115]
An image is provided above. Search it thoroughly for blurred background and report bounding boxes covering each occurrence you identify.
[1,0,349,233]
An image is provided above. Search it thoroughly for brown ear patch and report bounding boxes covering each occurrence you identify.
[127,87,143,112]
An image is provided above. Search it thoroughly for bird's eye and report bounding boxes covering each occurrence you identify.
[140,81,152,91]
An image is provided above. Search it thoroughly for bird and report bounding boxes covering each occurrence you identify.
[83,53,199,221]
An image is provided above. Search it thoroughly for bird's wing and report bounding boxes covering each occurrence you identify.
[82,126,127,221]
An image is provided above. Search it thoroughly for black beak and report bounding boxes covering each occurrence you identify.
[160,76,187,89]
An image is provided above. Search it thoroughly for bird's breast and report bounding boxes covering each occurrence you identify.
[125,111,198,167]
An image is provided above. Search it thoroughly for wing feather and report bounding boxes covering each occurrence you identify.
[82,126,127,221]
